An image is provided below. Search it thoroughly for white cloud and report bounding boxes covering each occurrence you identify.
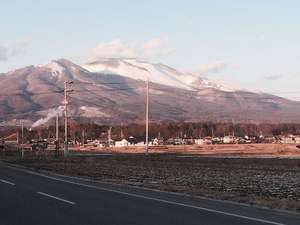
[142,37,174,58]
[0,45,8,61]
[10,38,31,56]
[264,74,284,81]
[0,38,31,62]
[84,38,174,62]
[89,40,137,59]
[194,60,228,76]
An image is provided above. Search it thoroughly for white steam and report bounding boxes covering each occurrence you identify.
[32,107,64,128]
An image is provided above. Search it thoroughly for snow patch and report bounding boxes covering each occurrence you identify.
[43,61,66,78]
[149,89,164,95]
[80,106,110,118]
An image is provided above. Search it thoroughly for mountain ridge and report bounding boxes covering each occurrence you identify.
[0,58,300,126]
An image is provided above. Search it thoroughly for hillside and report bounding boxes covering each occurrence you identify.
[0,58,300,126]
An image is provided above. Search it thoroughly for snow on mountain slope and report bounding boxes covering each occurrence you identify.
[37,59,90,79]
[42,61,66,78]
[82,58,235,91]
[83,58,194,89]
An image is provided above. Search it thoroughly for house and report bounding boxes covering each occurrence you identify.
[115,139,130,147]
[195,139,205,145]
[243,136,252,143]
[152,138,164,145]
[237,137,246,144]
[195,137,212,145]
[280,136,294,144]
[86,139,100,147]
[174,138,185,145]
[261,136,276,143]
[279,135,300,144]
[166,138,175,145]
[223,135,235,144]
[294,136,300,143]
[128,136,138,145]
[212,137,222,144]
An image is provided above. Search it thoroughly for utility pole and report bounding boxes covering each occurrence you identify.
[120,122,124,139]
[108,127,112,147]
[82,129,85,146]
[145,78,149,155]
[56,113,59,141]
[21,120,24,159]
[55,113,59,156]
[64,80,73,157]
[16,128,19,146]
[232,119,235,139]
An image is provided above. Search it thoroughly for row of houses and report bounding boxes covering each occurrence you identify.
[194,135,300,145]
[84,134,300,147]
[85,136,138,148]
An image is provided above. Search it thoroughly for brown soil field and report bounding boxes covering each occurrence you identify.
[2,146,300,213]
[77,143,300,158]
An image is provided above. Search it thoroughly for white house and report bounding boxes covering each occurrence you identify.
[223,136,235,144]
[115,139,130,147]
[195,139,205,145]
[294,136,300,143]
[279,135,300,144]
[153,138,164,145]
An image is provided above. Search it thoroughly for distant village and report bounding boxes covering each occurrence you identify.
[83,134,300,148]
[2,133,300,151]
[2,122,300,151]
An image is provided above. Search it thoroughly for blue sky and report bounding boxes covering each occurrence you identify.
[1,0,300,99]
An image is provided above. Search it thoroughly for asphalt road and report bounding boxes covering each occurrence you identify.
[0,163,299,225]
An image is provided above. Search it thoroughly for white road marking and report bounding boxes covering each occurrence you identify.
[5,165,285,225]
[0,179,15,186]
[37,192,75,205]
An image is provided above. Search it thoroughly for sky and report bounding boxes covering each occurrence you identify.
[1,0,300,100]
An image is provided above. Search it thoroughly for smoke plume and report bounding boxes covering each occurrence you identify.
[32,107,63,128]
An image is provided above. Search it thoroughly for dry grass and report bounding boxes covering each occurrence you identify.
[76,143,300,158]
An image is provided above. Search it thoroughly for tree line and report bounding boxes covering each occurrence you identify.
[2,122,300,143]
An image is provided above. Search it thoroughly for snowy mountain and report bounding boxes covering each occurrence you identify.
[1,58,300,125]
[82,58,235,92]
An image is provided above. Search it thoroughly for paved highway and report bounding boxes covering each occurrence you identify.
[0,162,299,225]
